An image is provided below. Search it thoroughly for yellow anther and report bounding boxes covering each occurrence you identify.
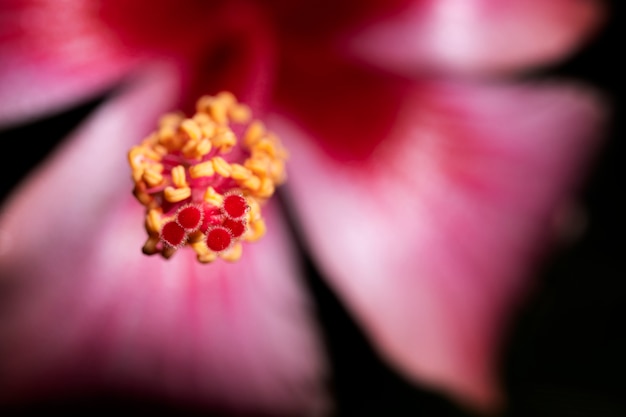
[247,198,261,221]
[270,160,286,184]
[190,240,209,258]
[143,147,162,161]
[128,146,144,170]
[197,250,218,264]
[153,144,168,157]
[230,163,252,180]
[228,103,251,124]
[201,123,216,139]
[189,160,215,178]
[142,168,164,187]
[240,175,261,192]
[203,186,224,207]
[256,177,275,199]
[254,138,277,158]
[182,139,199,157]
[180,119,202,141]
[158,127,184,150]
[245,218,266,242]
[212,129,236,153]
[164,186,191,203]
[132,166,144,182]
[244,121,265,148]
[195,138,212,157]
[220,242,242,262]
[212,157,232,178]
[145,209,162,235]
[142,236,160,255]
[245,157,270,177]
[216,91,236,108]
[200,96,229,125]
[171,165,188,188]
[159,112,184,129]
[193,112,212,126]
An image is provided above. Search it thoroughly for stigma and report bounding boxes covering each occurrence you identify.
[128,92,287,263]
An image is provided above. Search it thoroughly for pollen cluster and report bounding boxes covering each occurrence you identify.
[128,92,287,263]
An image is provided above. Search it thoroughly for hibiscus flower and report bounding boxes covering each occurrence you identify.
[0,0,606,416]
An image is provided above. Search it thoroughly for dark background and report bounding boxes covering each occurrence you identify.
[0,2,623,416]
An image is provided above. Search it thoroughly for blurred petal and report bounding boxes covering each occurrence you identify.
[0,0,141,127]
[346,0,604,76]
[274,82,605,412]
[0,65,329,415]
[274,53,410,161]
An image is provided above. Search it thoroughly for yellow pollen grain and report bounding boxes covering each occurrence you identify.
[197,250,218,264]
[212,129,236,153]
[142,168,164,187]
[203,186,224,207]
[143,147,162,161]
[180,119,202,141]
[201,123,216,139]
[193,112,212,125]
[240,175,261,192]
[132,167,144,182]
[153,144,168,157]
[254,139,277,158]
[228,104,251,124]
[189,160,215,178]
[244,121,265,148]
[245,157,270,177]
[212,157,232,178]
[256,177,275,199]
[216,91,236,107]
[220,242,242,262]
[128,146,144,169]
[145,209,162,234]
[182,139,199,157]
[247,198,261,221]
[159,112,184,129]
[164,186,191,203]
[171,165,188,188]
[270,160,286,184]
[195,138,212,157]
[230,163,252,180]
[245,218,266,242]
[208,100,228,125]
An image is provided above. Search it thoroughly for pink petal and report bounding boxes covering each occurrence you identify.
[0,0,142,127]
[0,66,329,415]
[346,0,604,76]
[273,81,605,412]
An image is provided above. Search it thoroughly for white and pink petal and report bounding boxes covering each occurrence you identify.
[274,81,605,412]
[346,0,604,77]
[0,65,329,416]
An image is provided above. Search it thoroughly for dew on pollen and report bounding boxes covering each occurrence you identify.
[128,92,288,263]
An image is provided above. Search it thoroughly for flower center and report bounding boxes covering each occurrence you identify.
[128,92,287,263]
